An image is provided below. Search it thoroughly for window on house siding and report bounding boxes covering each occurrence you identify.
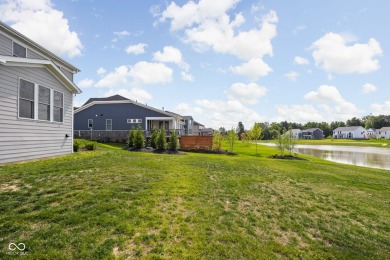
[38,86,51,121]
[127,119,142,123]
[19,79,35,119]
[53,91,64,122]
[13,42,27,58]
[88,119,93,129]
[106,119,112,131]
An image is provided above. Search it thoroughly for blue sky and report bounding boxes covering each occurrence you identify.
[1,0,389,129]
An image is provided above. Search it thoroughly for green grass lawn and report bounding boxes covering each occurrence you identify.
[0,141,389,259]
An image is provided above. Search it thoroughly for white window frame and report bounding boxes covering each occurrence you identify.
[18,78,64,123]
[106,119,112,131]
[88,119,93,129]
[12,41,27,58]
[127,118,142,123]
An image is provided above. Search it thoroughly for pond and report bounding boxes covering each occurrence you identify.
[259,143,390,170]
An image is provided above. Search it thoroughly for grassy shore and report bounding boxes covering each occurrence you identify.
[0,141,389,259]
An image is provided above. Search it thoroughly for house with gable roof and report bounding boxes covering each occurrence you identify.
[0,21,81,164]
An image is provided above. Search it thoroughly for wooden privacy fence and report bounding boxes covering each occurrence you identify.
[180,136,213,150]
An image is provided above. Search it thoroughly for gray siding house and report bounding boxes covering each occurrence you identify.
[300,128,324,139]
[74,95,184,141]
[0,21,81,164]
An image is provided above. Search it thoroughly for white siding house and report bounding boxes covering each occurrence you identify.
[333,126,366,139]
[377,127,390,139]
[0,21,81,164]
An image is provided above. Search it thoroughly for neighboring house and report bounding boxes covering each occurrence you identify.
[377,127,390,139]
[333,126,366,139]
[0,21,81,164]
[193,121,205,135]
[366,128,377,138]
[199,128,214,136]
[182,116,194,135]
[73,95,184,141]
[288,129,301,139]
[300,128,324,139]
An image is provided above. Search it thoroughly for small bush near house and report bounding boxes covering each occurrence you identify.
[73,140,80,152]
[85,142,97,151]
[134,125,145,149]
[128,126,136,147]
[150,128,158,149]
[156,128,167,151]
[168,130,179,152]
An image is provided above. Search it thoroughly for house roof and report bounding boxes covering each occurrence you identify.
[333,126,364,131]
[378,127,390,131]
[74,96,182,119]
[194,121,205,127]
[302,128,323,132]
[0,55,81,94]
[0,21,80,73]
[83,95,131,106]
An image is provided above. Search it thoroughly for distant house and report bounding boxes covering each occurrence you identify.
[289,129,301,139]
[377,127,390,139]
[333,126,366,139]
[300,128,324,139]
[0,21,81,164]
[182,116,195,135]
[366,128,377,138]
[73,95,184,141]
[199,128,214,136]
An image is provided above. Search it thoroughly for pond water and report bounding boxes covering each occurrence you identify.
[259,143,390,170]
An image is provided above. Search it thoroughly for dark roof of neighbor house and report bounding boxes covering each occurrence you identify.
[165,111,183,118]
[333,126,364,131]
[194,121,204,127]
[83,95,130,106]
[302,128,323,132]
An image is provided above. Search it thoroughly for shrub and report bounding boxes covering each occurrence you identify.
[226,128,238,153]
[156,128,167,151]
[168,130,179,151]
[128,126,135,147]
[212,130,223,152]
[134,125,145,149]
[73,140,80,152]
[85,142,97,151]
[150,128,158,149]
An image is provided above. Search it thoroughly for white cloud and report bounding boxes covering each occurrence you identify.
[311,32,382,74]
[125,43,147,55]
[275,104,324,123]
[0,0,83,58]
[285,71,299,81]
[174,103,203,116]
[153,46,183,65]
[371,101,390,115]
[159,0,278,72]
[230,58,272,80]
[77,78,94,88]
[114,31,130,36]
[292,25,306,35]
[225,82,267,104]
[181,71,194,81]
[130,61,173,84]
[304,85,362,121]
[362,83,377,94]
[103,88,152,103]
[294,56,309,65]
[95,65,130,88]
[97,67,106,75]
[95,62,173,87]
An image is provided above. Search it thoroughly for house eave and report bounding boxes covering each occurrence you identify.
[0,55,81,94]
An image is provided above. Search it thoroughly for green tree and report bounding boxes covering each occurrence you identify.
[168,130,179,151]
[150,128,158,149]
[128,126,135,147]
[236,122,245,139]
[156,128,167,151]
[212,130,223,152]
[251,123,263,156]
[134,125,145,149]
[226,128,238,153]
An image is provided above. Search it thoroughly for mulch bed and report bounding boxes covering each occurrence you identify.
[268,154,305,160]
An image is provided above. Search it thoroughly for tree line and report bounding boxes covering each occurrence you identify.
[219,114,390,140]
